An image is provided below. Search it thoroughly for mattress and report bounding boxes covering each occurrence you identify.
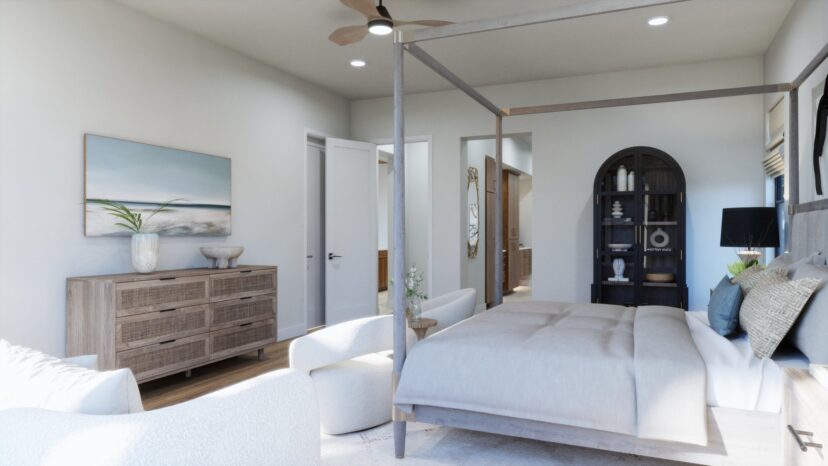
[686,310,806,413]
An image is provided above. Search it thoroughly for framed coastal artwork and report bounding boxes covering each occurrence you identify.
[84,134,231,236]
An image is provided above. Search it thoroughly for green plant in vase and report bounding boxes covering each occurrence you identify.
[88,199,180,273]
[403,265,427,321]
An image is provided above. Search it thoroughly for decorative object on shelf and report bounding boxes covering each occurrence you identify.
[616,165,628,191]
[611,201,623,218]
[593,146,687,308]
[720,207,779,265]
[201,246,245,269]
[609,258,629,282]
[89,199,180,273]
[649,228,671,248]
[467,167,480,258]
[645,272,675,283]
[84,134,231,237]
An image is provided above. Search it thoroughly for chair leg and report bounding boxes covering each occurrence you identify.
[394,420,406,458]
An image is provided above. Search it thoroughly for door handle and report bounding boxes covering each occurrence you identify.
[306,255,313,259]
[328,253,342,260]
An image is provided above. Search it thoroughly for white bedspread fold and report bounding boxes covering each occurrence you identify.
[394,301,708,446]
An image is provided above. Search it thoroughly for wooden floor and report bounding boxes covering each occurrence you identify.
[139,339,292,410]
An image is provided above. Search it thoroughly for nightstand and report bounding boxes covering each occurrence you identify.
[785,368,828,465]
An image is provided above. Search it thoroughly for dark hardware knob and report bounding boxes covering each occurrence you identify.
[328,253,342,260]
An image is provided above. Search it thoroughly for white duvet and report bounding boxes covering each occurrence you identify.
[395,302,708,446]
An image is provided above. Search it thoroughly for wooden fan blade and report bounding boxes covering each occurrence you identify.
[340,0,378,19]
[393,19,454,27]
[329,25,370,46]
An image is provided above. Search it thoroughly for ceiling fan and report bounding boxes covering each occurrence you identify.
[329,0,453,46]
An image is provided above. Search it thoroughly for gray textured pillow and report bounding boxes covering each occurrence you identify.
[768,252,821,277]
[732,265,788,295]
[789,264,828,363]
[739,278,821,359]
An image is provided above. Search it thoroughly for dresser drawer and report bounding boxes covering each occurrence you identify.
[116,276,209,316]
[785,369,828,465]
[117,333,209,382]
[210,269,276,301]
[210,294,275,330]
[115,304,209,351]
[209,319,275,361]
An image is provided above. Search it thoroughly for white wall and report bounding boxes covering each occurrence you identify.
[378,141,430,293]
[352,57,765,311]
[764,0,828,204]
[0,1,349,355]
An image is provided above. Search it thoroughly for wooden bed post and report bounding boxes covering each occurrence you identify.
[494,115,504,305]
[788,88,799,254]
[392,38,407,460]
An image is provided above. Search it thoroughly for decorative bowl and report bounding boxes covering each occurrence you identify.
[608,243,632,251]
[200,246,245,269]
[645,272,675,283]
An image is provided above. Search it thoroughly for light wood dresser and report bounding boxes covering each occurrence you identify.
[785,368,828,465]
[67,265,277,383]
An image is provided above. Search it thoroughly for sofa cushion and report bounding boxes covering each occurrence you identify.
[0,340,143,414]
[708,275,743,336]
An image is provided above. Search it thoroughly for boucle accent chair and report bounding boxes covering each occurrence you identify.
[289,288,477,435]
[0,369,320,466]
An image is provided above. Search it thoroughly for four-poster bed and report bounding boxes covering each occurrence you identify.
[388,0,828,464]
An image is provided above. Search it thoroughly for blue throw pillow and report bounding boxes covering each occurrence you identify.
[708,275,743,336]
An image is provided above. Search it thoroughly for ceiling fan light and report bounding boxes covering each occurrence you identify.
[368,18,393,35]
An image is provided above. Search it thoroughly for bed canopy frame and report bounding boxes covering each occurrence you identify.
[389,0,828,460]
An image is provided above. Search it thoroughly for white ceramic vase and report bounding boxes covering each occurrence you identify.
[617,165,628,191]
[131,233,159,273]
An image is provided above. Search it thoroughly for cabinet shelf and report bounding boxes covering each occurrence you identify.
[592,147,687,309]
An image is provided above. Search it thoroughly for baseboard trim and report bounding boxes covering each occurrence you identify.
[277,323,306,342]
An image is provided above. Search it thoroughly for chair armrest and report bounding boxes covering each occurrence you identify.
[421,288,477,333]
[0,369,319,466]
[290,315,394,372]
[61,354,98,370]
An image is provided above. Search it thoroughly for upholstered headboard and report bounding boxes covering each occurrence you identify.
[791,205,828,263]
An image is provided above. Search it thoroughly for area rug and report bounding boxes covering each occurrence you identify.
[321,422,687,465]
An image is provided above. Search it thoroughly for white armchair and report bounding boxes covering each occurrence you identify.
[0,369,320,466]
[288,288,477,435]
[420,288,477,336]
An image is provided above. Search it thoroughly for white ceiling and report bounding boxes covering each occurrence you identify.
[116,0,795,100]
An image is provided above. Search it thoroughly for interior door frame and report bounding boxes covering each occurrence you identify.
[302,127,336,335]
[372,135,434,298]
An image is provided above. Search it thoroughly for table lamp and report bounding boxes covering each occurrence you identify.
[720,207,779,264]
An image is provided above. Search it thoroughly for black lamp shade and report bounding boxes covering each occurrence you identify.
[720,207,779,248]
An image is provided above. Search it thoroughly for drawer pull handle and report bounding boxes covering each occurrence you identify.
[159,339,177,345]
[240,270,253,274]
[159,277,177,281]
[160,308,176,313]
[240,323,253,327]
[788,425,823,452]
[240,297,253,300]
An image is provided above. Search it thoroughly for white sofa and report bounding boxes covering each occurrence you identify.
[0,368,320,466]
[0,339,321,466]
[289,288,476,435]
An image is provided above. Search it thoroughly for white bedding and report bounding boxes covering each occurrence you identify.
[395,302,708,445]
[686,311,805,413]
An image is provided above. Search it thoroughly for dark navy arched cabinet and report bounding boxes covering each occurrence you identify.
[591,147,688,309]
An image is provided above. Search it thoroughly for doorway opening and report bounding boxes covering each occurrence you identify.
[305,135,326,330]
[376,140,432,315]
[461,133,533,309]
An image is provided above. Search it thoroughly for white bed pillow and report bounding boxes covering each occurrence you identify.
[0,339,143,414]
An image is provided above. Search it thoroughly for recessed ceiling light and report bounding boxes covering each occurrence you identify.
[648,16,669,27]
[368,18,393,36]
[350,59,367,68]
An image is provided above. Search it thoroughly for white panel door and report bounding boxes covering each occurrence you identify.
[325,138,378,325]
